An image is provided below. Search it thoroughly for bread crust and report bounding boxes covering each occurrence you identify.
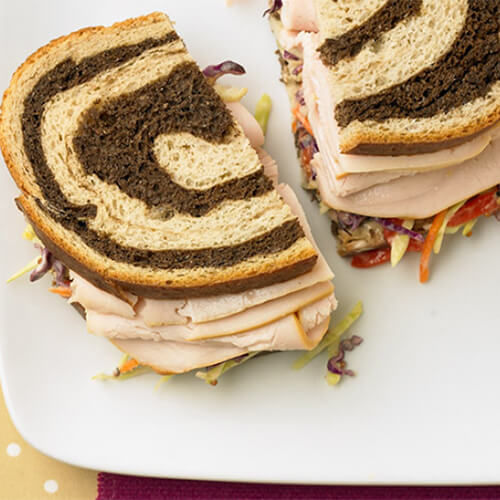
[344,118,500,155]
[18,196,317,299]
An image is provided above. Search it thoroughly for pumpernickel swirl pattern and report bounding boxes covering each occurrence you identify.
[313,0,500,154]
[0,13,317,297]
[335,0,500,127]
[318,0,423,67]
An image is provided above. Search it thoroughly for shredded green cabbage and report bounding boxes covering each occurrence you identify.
[6,225,45,284]
[92,365,152,381]
[94,352,262,387]
[93,354,152,381]
[293,301,363,370]
[462,217,478,236]
[22,224,40,243]
[155,375,174,390]
[433,200,466,254]
[445,224,463,234]
[254,94,272,135]
[6,256,40,284]
[93,354,174,386]
[319,201,330,215]
[117,353,130,369]
[214,84,248,102]
[325,372,342,386]
[390,220,414,267]
[195,352,260,386]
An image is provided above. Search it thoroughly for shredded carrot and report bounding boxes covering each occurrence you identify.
[48,286,72,298]
[292,105,314,137]
[119,358,139,374]
[291,119,298,133]
[419,209,447,283]
[300,145,314,167]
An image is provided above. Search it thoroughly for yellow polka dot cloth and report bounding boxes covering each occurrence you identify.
[0,381,97,499]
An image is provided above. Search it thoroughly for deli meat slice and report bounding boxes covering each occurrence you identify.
[281,0,318,32]
[110,316,330,374]
[300,32,493,179]
[314,139,500,219]
[71,184,334,326]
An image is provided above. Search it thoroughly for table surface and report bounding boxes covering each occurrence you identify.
[0,382,96,500]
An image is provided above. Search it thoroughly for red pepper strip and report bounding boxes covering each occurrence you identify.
[407,239,424,252]
[448,190,498,227]
[383,228,395,242]
[351,238,424,269]
[351,248,391,268]
[420,209,447,283]
[383,219,404,244]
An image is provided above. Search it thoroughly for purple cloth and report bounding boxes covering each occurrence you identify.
[97,473,500,500]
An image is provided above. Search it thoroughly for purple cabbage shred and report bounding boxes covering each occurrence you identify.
[202,61,245,82]
[30,244,69,286]
[336,211,366,231]
[283,50,300,61]
[373,217,425,242]
[292,64,303,75]
[52,259,69,287]
[30,246,53,282]
[298,134,318,155]
[263,0,283,16]
[327,335,363,377]
[295,89,305,106]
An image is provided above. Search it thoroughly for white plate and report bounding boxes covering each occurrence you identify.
[1,0,500,485]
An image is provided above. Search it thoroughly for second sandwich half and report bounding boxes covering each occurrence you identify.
[269,0,500,280]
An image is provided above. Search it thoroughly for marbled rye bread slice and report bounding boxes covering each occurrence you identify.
[315,0,500,154]
[0,13,317,298]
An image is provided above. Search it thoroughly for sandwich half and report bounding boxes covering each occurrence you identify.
[0,12,337,375]
[269,0,500,280]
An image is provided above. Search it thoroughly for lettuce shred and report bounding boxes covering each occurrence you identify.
[195,352,260,386]
[433,200,466,254]
[214,84,248,102]
[293,302,364,385]
[293,301,363,370]
[6,256,40,284]
[254,94,272,135]
[390,220,414,267]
